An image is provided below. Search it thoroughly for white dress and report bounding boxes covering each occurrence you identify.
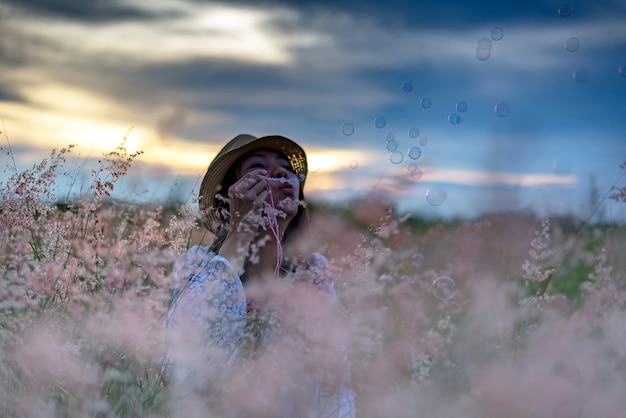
[166,245,356,418]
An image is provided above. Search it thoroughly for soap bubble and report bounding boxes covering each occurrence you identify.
[476,38,493,61]
[553,159,572,176]
[433,276,456,300]
[448,112,463,125]
[426,187,446,206]
[618,65,626,78]
[390,151,404,164]
[341,122,355,136]
[558,4,572,17]
[419,137,428,146]
[407,162,418,172]
[565,37,580,52]
[386,132,395,142]
[490,26,504,41]
[385,139,398,151]
[349,160,359,169]
[456,101,468,113]
[410,167,423,180]
[407,146,422,160]
[402,81,414,93]
[477,38,492,50]
[408,127,420,138]
[411,253,425,268]
[420,97,432,109]
[356,187,369,197]
[494,101,512,118]
[572,68,588,83]
[374,116,387,129]
[476,48,491,61]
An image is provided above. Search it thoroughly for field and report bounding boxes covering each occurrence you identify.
[1,142,626,417]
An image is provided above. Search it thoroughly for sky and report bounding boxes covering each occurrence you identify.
[1,0,625,222]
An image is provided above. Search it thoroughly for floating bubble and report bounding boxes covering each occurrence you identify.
[448,112,463,125]
[408,127,420,138]
[410,168,423,180]
[420,97,432,109]
[456,101,469,113]
[572,68,588,83]
[407,146,422,160]
[412,253,425,268]
[553,159,572,176]
[476,46,491,61]
[433,276,456,300]
[386,132,395,142]
[426,186,446,206]
[494,101,512,118]
[349,160,359,169]
[341,122,355,136]
[385,139,398,151]
[477,38,493,50]
[374,116,387,129]
[565,37,580,52]
[356,187,369,197]
[476,38,493,61]
[390,151,404,164]
[419,137,428,146]
[558,4,572,17]
[402,81,414,93]
[618,65,626,78]
[407,162,418,172]
[490,26,504,41]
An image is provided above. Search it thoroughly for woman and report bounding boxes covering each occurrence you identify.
[167,134,355,418]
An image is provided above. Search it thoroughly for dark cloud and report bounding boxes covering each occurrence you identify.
[6,0,624,28]
[1,0,625,218]
[2,0,179,23]
[0,88,26,104]
[199,0,587,29]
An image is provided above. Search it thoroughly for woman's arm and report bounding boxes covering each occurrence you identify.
[168,246,247,349]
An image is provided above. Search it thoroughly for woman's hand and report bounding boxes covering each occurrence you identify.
[227,168,268,234]
[218,169,270,275]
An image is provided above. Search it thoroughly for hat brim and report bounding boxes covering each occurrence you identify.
[199,134,308,233]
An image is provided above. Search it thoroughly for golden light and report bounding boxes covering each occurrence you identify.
[306,149,374,174]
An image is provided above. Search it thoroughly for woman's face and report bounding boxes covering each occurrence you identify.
[235,149,302,218]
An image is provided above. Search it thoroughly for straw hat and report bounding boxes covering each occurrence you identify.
[199,134,308,233]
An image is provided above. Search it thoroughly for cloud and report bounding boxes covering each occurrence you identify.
[0,0,624,219]
[2,1,320,66]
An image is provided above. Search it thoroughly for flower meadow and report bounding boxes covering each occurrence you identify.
[1,137,626,418]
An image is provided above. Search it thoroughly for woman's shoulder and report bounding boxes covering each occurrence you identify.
[172,245,246,318]
[177,245,242,289]
[169,246,247,350]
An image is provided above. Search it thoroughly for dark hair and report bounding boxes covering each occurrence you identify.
[208,150,310,260]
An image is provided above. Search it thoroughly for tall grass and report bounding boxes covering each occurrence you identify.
[1,137,625,417]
